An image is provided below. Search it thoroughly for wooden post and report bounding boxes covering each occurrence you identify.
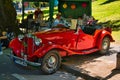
[49,0,54,27]
[115,52,120,69]
[22,0,25,20]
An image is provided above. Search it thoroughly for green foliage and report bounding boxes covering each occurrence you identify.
[34,2,39,7]
[0,0,16,29]
[0,0,22,35]
[4,0,16,25]
[12,0,21,2]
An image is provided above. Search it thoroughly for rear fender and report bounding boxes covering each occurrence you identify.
[96,30,115,49]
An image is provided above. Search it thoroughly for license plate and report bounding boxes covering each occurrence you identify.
[15,59,27,66]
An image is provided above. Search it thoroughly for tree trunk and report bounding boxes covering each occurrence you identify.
[0,0,21,35]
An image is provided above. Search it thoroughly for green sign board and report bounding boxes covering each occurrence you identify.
[58,0,91,19]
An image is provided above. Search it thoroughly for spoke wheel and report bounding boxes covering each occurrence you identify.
[40,50,61,74]
[100,37,110,54]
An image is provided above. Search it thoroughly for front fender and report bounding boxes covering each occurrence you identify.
[9,38,24,55]
[30,43,66,58]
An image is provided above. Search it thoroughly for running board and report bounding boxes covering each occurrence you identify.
[81,48,99,54]
[68,48,99,55]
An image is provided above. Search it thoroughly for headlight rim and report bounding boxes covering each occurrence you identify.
[34,37,42,46]
[18,34,24,41]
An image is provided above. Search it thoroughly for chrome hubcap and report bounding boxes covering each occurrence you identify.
[47,56,56,68]
[102,39,108,50]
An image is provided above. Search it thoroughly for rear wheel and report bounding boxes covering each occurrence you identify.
[39,50,61,74]
[100,37,110,54]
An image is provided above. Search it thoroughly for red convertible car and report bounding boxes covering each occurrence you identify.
[9,26,114,74]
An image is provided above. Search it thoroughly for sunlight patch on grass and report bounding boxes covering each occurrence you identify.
[112,30,120,42]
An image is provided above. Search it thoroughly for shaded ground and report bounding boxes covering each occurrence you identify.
[62,43,120,80]
[0,48,82,80]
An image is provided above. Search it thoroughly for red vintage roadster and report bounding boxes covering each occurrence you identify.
[9,26,114,74]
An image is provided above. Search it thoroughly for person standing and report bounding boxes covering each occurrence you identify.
[34,8,43,21]
[18,2,22,13]
[0,31,7,55]
[53,13,62,26]
[77,16,84,30]
[0,30,3,55]
[0,41,2,55]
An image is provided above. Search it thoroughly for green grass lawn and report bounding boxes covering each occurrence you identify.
[92,0,120,27]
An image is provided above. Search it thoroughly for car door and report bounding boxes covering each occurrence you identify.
[76,29,95,50]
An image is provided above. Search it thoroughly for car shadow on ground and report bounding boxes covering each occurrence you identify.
[62,48,117,66]
[61,47,118,80]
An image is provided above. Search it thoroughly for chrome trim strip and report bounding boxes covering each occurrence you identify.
[7,54,41,67]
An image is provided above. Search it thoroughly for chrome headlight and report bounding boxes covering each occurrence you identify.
[18,34,24,41]
[34,37,42,46]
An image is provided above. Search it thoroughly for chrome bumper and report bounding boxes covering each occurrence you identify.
[8,54,41,67]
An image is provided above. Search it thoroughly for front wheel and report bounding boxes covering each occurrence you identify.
[39,50,61,74]
[100,37,110,54]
